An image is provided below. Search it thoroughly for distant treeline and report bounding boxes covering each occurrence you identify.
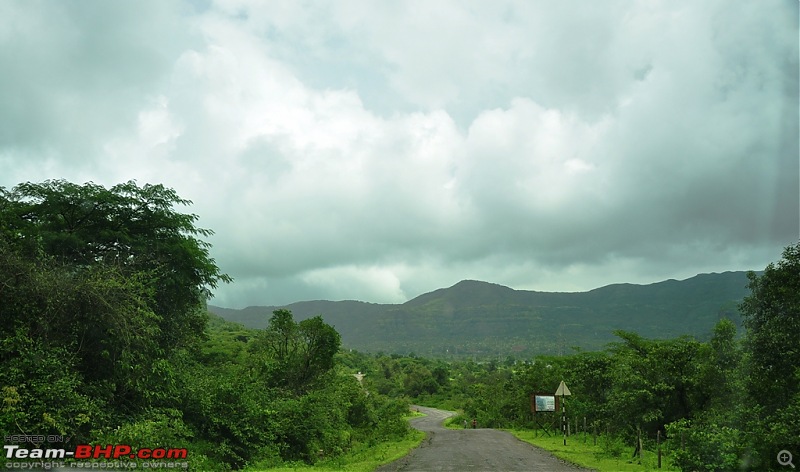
[210,272,752,357]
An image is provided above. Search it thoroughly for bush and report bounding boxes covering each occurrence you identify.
[666,419,746,471]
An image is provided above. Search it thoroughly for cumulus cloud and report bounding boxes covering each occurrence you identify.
[0,0,796,307]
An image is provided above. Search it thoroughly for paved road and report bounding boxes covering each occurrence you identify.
[375,406,593,472]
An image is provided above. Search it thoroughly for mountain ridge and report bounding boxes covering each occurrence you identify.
[209,270,754,357]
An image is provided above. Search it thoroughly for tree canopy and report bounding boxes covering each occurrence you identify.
[0,180,231,440]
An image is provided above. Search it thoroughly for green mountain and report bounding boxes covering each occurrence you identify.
[208,271,753,358]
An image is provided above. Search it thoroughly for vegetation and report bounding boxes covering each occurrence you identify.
[0,180,415,470]
[510,429,678,472]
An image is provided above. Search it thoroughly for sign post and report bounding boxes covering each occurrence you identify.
[555,381,571,446]
[531,393,558,436]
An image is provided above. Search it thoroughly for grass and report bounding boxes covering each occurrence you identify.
[507,429,680,472]
[404,409,427,420]
[246,430,425,472]
[442,411,467,429]
[244,430,425,472]
[246,409,427,472]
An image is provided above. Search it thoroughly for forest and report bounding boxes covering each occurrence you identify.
[1,180,798,471]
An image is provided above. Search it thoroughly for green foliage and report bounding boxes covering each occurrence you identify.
[605,332,701,438]
[250,309,342,395]
[741,242,800,407]
[738,241,800,468]
[0,332,99,444]
[3,179,231,350]
[0,243,161,426]
[96,408,193,449]
[174,312,412,469]
[666,419,745,472]
[178,362,281,468]
[402,363,439,397]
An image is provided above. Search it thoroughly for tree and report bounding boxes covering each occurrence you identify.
[0,180,231,439]
[252,309,341,394]
[739,241,800,467]
[2,179,231,350]
[696,318,742,413]
[605,331,701,437]
[740,242,800,407]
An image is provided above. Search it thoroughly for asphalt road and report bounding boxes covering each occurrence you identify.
[375,406,593,472]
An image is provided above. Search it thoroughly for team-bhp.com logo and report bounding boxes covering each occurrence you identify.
[5,444,187,460]
[4,443,189,469]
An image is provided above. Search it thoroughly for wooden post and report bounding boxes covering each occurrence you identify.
[657,430,662,469]
[583,417,587,444]
[637,428,643,463]
[593,422,597,446]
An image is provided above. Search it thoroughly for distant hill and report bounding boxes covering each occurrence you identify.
[208,271,753,358]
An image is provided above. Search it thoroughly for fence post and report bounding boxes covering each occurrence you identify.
[638,428,643,463]
[583,417,587,444]
[657,430,662,469]
[593,422,597,446]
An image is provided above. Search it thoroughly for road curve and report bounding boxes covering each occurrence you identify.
[375,406,593,472]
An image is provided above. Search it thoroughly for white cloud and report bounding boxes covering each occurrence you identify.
[0,0,795,307]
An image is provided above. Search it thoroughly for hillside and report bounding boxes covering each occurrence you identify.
[208,271,753,357]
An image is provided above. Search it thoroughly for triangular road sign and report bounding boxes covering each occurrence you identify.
[555,380,571,396]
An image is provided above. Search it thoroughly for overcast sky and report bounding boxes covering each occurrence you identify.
[1,0,797,308]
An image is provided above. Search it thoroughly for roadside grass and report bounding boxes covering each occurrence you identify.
[405,409,427,420]
[443,412,467,429]
[246,409,426,472]
[245,430,425,472]
[507,429,680,472]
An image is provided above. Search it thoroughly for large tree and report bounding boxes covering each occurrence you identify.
[740,242,800,406]
[0,180,230,437]
[739,241,800,466]
[1,179,231,349]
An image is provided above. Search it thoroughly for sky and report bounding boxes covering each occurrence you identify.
[1,0,798,308]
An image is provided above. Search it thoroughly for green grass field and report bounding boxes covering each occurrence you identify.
[507,429,679,472]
